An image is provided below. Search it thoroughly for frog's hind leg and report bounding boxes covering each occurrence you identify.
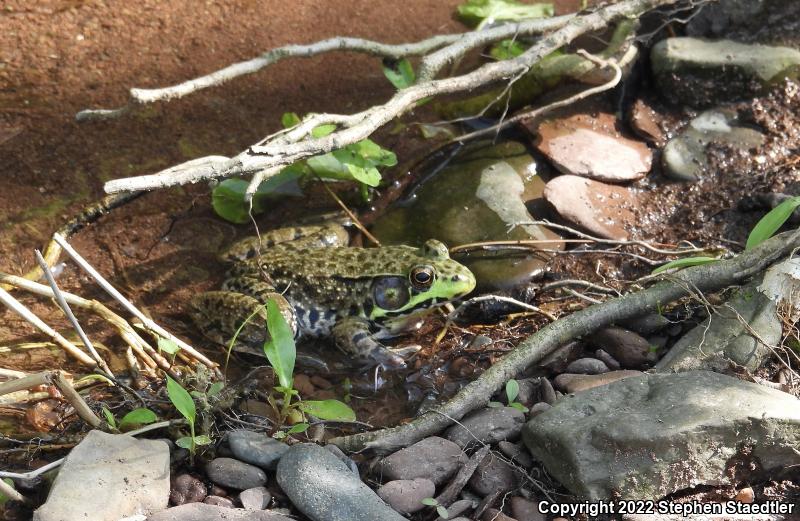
[332,317,406,369]
[221,224,349,261]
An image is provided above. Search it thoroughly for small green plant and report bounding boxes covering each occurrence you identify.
[652,256,720,274]
[382,58,416,89]
[488,379,529,412]
[0,478,15,507]
[422,497,450,519]
[102,406,158,432]
[166,376,212,454]
[457,0,553,29]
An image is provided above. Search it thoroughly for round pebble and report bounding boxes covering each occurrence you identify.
[206,457,267,490]
[376,478,435,514]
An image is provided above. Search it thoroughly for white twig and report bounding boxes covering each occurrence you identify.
[0,476,28,504]
[52,233,218,372]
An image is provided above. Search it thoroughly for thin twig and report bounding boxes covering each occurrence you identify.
[0,476,28,504]
[317,176,381,246]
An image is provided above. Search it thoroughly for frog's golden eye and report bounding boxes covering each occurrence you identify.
[410,266,435,290]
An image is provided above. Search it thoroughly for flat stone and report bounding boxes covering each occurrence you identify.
[239,487,271,510]
[277,443,407,521]
[590,327,653,368]
[228,430,289,471]
[523,371,800,499]
[203,496,235,508]
[376,478,435,514]
[497,441,533,469]
[651,37,800,107]
[564,358,609,375]
[554,371,643,394]
[205,458,267,490]
[33,431,169,521]
[528,402,552,418]
[511,496,546,521]
[532,113,652,182]
[543,175,636,240]
[379,436,467,486]
[468,453,518,496]
[147,503,293,520]
[445,407,525,449]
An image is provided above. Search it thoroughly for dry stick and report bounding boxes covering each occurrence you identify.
[102,0,681,196]
[0,287,96,367]
[330,229,800,453]
[34,250,113,375]
[435,445,490,507]
[0,475,28,504]
[52,233,219,373]
[317,177,381,246]
[0,371,102,428]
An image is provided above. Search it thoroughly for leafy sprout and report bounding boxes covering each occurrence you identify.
[457,0,554,29]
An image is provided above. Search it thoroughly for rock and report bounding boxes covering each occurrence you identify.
[277,443,407,521]
[651,37,800,107]
[591,327,653,368]
[203,496,235,508]
[528,402,552,417]
[538,377,557,405]
[594,349,621,370]
[656,258,796,373]
[523,371,800,499]
[514,378,540,407]
[619,313,671,335]
[539,341,582,373]
[554,371,643,394]
[468,453,518,496]
[170,474,206,505]
[239,487,271,510]
[735,486,755,503]
[205,458,267,490]
[325,444,360,477]
[227,430,289,471]
[531,113,652,182]
[629,98,665,144]
[445,407,525,449]
[511,496,546,521]
[379,436,467,486]
[564,358,609,375]
[376,479,435,514]
[371,140,564,291]
[498,441,533,469]
[147,503,293,520]
[482,508,517,521]
[437,499,475,520]
[32,431,169,521]
[543,175,637,240]
[662,108,765,181]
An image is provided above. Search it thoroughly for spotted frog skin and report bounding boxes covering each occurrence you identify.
[190,224,476,367]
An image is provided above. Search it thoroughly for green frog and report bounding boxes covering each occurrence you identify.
[190,224,476,367]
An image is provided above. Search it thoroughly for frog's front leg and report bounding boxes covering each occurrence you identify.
[331,317,406,369]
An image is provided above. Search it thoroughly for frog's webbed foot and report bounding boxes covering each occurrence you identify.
[332,317,407,369]
[221,224,350,261]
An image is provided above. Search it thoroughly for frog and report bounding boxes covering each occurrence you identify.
[189,223,476,368]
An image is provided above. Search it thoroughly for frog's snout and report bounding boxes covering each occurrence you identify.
[452,270,477,297]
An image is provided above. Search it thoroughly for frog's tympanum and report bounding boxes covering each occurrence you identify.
[190,224,476,367]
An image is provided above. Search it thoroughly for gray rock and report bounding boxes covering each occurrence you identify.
[376,478,435,514]
[206,458,267,490]
[33,431,169,521]
[662,109,764,181]
[468,453,518,496]
[325,443,360,477]
[514,378,540,407]
[657,259,796,372]
[511,496,546,521]
[554,371,643,394]
[436,499,475,520]
[445,407,525,449]
[594,349,621,370]
[564,358,609,375]
[170,474,206,505]
[538,377,557,405]
[498,441,533,469]
[203,496,235,508]
[481,508,517,521]
[227,430,289,471]
[239,487,271,510]
[528,402,552,418]
[618,313,671,335]
[147,503,292,520]
[523,371,800,499]
[538,341,582,373]
[651,37,800,107]
[590,327,653,368]
[379,436,467,486]
[277,443,407,521]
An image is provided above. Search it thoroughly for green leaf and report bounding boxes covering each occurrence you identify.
[207,381,225,398]
[652,256,719,274]
[263,299,296,390]
[299,399,356,422]
[287,422,309,434]
[457,0,553,28]
[272,430,287,439]
[745,196,800,250]
[352,139,397,167]
[166,376,196,425]
[382,58,416,89]
[211,168,305,224]
[281,112,301,128]
[509,402,529,413]
[421,497,439,507]
[157,337,181,355]
[487,401,503,408]
[344,163,381,187]
[102,406,116,429]
[193,434,213,446]
[311,124,337,138]
[490,39,527,60]
[175,436,194,449]
[505,379,519,404]
[437,505,450,519]
[118,408,158,430]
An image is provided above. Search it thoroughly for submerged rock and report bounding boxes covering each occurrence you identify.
[662,108,764,181]
[523,371,800,499]
[33,431,170,521]
[651,37,800,107]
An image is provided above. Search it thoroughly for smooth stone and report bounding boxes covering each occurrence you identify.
[205,458,267,490]
[498,441,533,469]
[538,377,557,405]
[203,496,235,508]
[277,443,407,521]
[618,313,671,335]
[528,402,552,418]
[376,478,435,514]
[147,503,292,520]
[590,326,653,368]
[554,371,643,394]
[564,357,609,375]
[594,349,621,370]
[32,431,169,521]
[436,499,475,520]
[629,98,665,144]
[325,444,360,477]
[523,371,800,499]
[514,378,540,407]
[468,453,518,496]
[543,175,636,240]
[531,113,652,182]
[445,407,525,449]
[379,436,468,486]
[662,108,765,181]
[239,487,271,510]
[228,430,289,471]
[651,37,800,107]
[539,341,582,373]
[170,474,206,505]
[511,496,546,521]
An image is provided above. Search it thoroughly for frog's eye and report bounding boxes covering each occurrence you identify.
[410,265,435,291]
[372,276,410,311]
